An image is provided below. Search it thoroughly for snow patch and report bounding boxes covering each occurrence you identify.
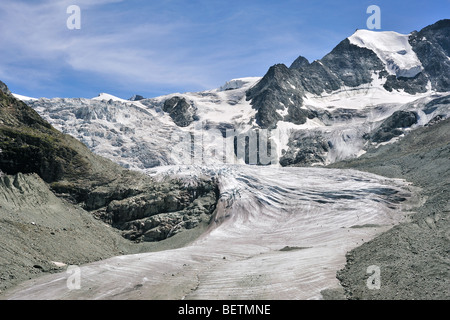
[92,93,128,102]
[12,93,38,101]
[348,30,423,78]
[303,71,431,111]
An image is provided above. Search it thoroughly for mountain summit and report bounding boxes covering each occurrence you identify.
[14,19,450,170]
[247,19,450,129]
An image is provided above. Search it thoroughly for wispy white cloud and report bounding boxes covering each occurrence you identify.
[0,0,212,91]
[2,0,406,97]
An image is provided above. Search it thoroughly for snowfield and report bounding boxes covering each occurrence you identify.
[17,75,448,171]
[348,30,423,78]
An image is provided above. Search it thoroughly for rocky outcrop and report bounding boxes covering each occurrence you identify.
[129,95,145,101]
[0,80,11,95]
[0,82,219,244]
[88,177,218,242]
[409,19,450,92]
[279,131,330,166]
[289,55,310,70]
[370,111,418,143]
[320,39,388,88]
[246,39,389,129]
[163,96,197,127]
[246,19,450,133]
[245,64,309,129]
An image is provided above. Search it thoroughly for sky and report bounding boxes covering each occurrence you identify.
[0,0,449,99]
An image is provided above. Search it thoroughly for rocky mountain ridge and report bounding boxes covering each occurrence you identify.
[17,20,450,170]
[248,19,450,129]
[1,80,219,245]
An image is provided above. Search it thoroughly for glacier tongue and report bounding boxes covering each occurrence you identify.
[3,165,416,300]
[348,30,423,78]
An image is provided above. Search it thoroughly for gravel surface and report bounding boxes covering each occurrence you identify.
[330,118,450,300]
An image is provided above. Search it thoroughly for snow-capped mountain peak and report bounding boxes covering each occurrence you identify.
[92,92,127,102]
[348,29,423,78]
[12,93,38,101]
[16,20,450,170]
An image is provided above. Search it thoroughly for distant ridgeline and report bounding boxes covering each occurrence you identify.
[14,19,450,169]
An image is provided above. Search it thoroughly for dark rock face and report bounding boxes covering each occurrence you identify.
[246,38,392,129]
[245,19,450,166]
[381,19,450,94]
[295,60,341,95]
[409,19,450,92]
[371,111,418,143]
[289,55,310,70]
[0,80,11,95]
[0,90,70,183]
[245,40,389,129]
[129,94,145,101]
[91,178,219,242]
[246,64,307,129]
[246,19,450,132]
[383,73,429,94]
[320,39,388,88]
[0,83,219,243]
[279,131,330,166]
[163,96,197,127]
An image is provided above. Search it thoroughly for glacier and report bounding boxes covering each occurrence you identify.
[5,22,450,300]
[3,165,419,299]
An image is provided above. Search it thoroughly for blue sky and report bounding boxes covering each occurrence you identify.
[0,0,449,99]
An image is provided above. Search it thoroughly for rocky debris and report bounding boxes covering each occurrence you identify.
[370,111,418,143]
[280,131,330,166]
[0,172,137,292]
[425,114,445,127]
[163,96,198,127]
[331,118,450,300]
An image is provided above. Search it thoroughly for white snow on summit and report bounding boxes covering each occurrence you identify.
[218,77,261,91]
[12,93,37,101]
[92,92,128,102]
[348,30,423,78]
